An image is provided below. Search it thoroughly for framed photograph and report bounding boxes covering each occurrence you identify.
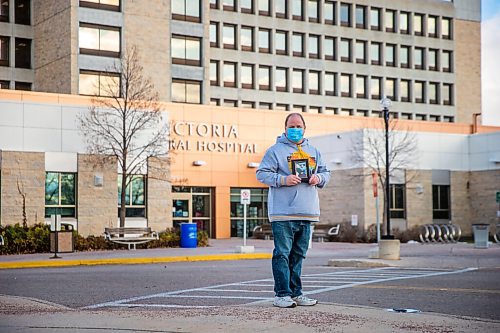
[291,159,310,183]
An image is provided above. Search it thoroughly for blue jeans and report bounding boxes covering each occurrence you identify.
[271,221,311,297]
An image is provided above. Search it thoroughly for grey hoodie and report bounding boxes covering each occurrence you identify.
[256,134,331,222]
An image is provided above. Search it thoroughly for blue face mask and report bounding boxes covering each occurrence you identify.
[286,128,304,143]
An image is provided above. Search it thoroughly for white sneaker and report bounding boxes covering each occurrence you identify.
[292,295,318,306]
[273,296,297,308]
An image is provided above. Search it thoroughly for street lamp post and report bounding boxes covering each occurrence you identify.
[381,97,394,239]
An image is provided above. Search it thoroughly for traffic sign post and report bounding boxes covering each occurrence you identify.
[236,189,254,253]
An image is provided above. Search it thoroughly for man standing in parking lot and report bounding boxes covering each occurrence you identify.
[256,113,331,308]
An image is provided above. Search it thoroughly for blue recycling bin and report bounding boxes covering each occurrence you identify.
[180,223,197,248]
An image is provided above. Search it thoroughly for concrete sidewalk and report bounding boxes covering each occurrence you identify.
[1,240,500,332]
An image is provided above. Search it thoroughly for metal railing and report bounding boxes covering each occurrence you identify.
[419,224,462,243]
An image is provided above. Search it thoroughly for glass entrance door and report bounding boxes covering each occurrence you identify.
[172,193,191,228]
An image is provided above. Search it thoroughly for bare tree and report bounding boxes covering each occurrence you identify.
[78,46,168,227]
[351,120,418,230]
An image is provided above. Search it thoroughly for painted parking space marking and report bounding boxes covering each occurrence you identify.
[84,267,477,309]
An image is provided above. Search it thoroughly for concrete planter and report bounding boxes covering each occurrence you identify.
[378,239,401,260]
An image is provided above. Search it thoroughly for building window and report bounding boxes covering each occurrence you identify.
[385,9,395,32]
[308,0,319,22]
[370,42,381,65]
[415,81,425,103]
[45,172,77,218]
[355,40,366,64]
[443,116,454,123]
[385,43,395,67]
[210,98,220,105]
[210,61,219,86]
[309,70,320,95]
[80,0,120,11]
[340,38,351,62]
[442,17,452,39]
[223,99,237,107]
[223,0,235,11]
[370,7,381,30]
[0,36,9,66]
[79,24,120,57]
[433,185,450,219]
[258,28,271,53]
[292,33,304,57]
[340,2,351,27]
[340,73,351,97]
[414,13,424,36]
[400,11,409,34]
[241,0,253,14]
[400,45,410,68]
[414,47,424,70]
[223,24,236,49]
[259,65,271,90]
[370,76,381,99]
[324,36,335,60]
[356,75,366,98]
[429,82,439,104]
[428,48,438,71]
[385,77,396,100]
[275,30,287,55]
[241,63,254,89]
[223,62,236,87]
[443,83,453,105]
[401,113,412,120]
[324,72,336,96]
[79,70,120,97]
[415,114,426,121]
[258,0,270,15]
[309,34,320,58]
[275,103,289,111]
[293,105,305,112]
[230,188,269,237]
[15,0,30,25]
[339,108,352,116]
[241,26,254,51]
[400,79,410,102]
[324,1,336,24]
[259,102,272,109]
[309,106,321,114]
[15,38,31,69]
[210,0,218,9]
[428,15,437,37]
[210,22,219,47]
[0,80,9,88]
[292,0,303,20]
[429,115,440,122]
[171,0,201,22]
[355,5,366,28]
[275,67,288,92]
[390,184,406,219]
[292,69,304,93]
[171,35,201,66]
[241,101,255,108]
[172,79,201,104]
[442,50,452,72]
[0,1,8,22]
[14,81,31,90]
[118,175,146,218]
[275,0,287,18]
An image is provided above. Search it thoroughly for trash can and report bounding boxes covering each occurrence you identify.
[50,223,74,253]
[472,224,490,249]
[180,223,197,248]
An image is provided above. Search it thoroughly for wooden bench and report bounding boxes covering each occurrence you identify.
[253,224,273,240]
[104,227,159,250]
[312,224,341,242]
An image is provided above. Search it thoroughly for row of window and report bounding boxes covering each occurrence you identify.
[79,24,121,58]
[45,172,145,218]
[0,0,30,25]
[210,62,454,105]
[390,184,450,220]
[209,25,453,72]
[0,36,32,68]
[0,80,31,90]
[209,99,455,123]
[207,0,453,39]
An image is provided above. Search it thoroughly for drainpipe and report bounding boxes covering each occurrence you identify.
[472,113,481,134]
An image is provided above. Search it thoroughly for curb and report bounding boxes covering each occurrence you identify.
[0,253,272,270]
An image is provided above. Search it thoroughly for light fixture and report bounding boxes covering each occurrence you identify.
[415,184,423,194]
[247,162,260,168]
[94,175,103,187]
[193,160,207,166]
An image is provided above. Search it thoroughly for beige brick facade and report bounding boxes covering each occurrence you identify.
[77,154,117,236]
[450,171,473,233]
[406,170,433,229]
[0,151,45,227]
[468,170,500,234]
[147,156,172,232]
[455,19,482,124]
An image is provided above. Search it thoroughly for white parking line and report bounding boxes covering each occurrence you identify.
[84,267,477,309]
